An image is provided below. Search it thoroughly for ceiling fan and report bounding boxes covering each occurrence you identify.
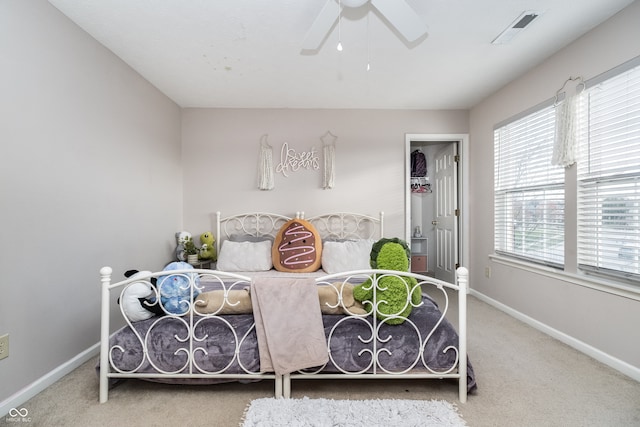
[302,0,428,51]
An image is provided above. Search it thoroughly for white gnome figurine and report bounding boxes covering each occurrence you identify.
[175,231,192,262]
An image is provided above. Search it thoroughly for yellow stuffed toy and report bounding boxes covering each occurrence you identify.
[199,231,217,261]
[317,283,367,315]
[193,283,366,316]
[194,289,252,315]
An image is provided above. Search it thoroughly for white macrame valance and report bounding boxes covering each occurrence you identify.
[552,76,584,168]
[258,134,274,190]
[321,131,337,189]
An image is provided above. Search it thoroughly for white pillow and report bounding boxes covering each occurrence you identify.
[216,240,272,272]
[321,239,375,274]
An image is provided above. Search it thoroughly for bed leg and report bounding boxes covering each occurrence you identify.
[457,266,468,403]
[99,266,113,403]
[275,375,282,398]
[283,373,291,399]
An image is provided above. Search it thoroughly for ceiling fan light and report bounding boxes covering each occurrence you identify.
[337,41,343,51]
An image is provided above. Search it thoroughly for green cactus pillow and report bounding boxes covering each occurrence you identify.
[352,238,421,325]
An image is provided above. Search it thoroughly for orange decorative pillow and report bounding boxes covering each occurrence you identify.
[272,219,322,273]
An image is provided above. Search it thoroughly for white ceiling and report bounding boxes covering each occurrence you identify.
[48,0,634,110]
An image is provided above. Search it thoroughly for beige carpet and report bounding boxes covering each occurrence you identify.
[2,293,640,427]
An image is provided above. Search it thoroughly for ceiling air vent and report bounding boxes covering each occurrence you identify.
[491,11,540,45]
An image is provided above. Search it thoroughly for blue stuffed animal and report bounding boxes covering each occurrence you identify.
[156,262,201,315]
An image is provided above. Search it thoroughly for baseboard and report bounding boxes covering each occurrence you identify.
[0,343,100,418]
[470,289,640,382]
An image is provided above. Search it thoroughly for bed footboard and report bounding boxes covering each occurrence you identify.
[285,267,470,403]
[99,267,280,403]
[99,266,471,403]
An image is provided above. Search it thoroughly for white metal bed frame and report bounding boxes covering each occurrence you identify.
[215,211,294,255]
[99,211,468,403]
[99,268,264,403]
[295,267,468,402]
[214,211,384,255]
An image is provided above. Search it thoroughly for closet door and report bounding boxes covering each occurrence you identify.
[434,144,458,283]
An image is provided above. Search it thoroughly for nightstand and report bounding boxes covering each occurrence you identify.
[189,259,215,269]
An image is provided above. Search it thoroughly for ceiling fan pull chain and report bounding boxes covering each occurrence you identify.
[337,0,343,51]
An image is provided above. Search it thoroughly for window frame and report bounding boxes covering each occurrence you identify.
[576,59,640,284]
[494,101,565,268]
[492,55,640,290]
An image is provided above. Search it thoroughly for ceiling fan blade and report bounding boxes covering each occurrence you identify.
[302,0,339,50]
[371,0,428,42]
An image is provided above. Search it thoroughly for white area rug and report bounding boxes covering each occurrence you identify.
[241,397,467,427]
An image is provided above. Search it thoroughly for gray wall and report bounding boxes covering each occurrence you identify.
[0,1,182,404]
[469,1,640,372]
[181,108,468,239]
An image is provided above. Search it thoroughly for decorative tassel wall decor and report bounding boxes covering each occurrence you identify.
[321,131,337,189]
[258,134,274,190]
[552,76,584,167]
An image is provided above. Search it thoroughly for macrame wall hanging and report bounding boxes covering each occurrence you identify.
[258,134,274,190]
[257,132,337,190]
[552,76,585,167]
[321,131,337,189]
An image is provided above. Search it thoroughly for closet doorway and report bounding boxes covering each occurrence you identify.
[405,134,469,284]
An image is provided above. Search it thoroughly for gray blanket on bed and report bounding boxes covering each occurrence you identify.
[101,292,476,392]
[251,277,328,375]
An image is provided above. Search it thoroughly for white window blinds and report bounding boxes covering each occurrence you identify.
[577,64,640,281]
[494,105,565,266]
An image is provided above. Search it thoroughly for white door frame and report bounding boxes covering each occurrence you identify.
[405,133,470,276]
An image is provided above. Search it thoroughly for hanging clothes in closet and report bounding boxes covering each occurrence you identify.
[410,149,430,193]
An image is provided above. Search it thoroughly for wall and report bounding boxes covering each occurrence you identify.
[181,108,468,239]
[469,1,640,373]
[0,1,182,406]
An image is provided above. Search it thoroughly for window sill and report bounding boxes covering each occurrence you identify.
[488,254,640,302]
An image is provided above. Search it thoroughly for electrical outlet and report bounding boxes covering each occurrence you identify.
[0,334,9,360]
[485,266,492,278]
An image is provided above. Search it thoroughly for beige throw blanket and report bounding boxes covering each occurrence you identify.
[251,277,329,375]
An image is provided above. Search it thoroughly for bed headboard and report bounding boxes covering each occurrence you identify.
[215,211,384,254]
[215,211,296,254]
[303,212,384,241]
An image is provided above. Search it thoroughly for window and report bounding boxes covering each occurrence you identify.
[577,63,640,281]
[494,58,640,287]
[494,105,565,267]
